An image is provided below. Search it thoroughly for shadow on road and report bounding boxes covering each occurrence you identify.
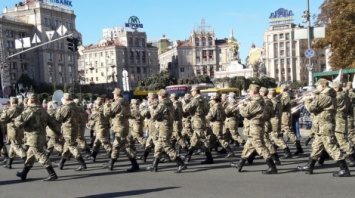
[76,186,180,198]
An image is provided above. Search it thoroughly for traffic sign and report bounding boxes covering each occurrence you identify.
[305,49,315,58]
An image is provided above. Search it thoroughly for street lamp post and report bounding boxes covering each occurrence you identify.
[303,0,313,86]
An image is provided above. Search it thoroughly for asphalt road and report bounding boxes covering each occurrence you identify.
[0,129,354,198]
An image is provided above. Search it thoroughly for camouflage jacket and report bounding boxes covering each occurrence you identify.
[240,95,265,136]
[56,101,79,137]
[335,91,349,133]
[104,98,130,130]
[151,98,174,126]
[0,104,23,140]
[172,100,183,121]
[206,103,226,122]
[89,105,110,135]
[46,108,61,137]
[270,97,282,132]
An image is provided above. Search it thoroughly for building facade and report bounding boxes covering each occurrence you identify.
[78,29,159,90]
[264,9,326,83]
[159,19,240,80]
[2,0,80,85]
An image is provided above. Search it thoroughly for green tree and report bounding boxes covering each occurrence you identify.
[314,0,355,69]
[16,74,35,92]
[137,70,177,90]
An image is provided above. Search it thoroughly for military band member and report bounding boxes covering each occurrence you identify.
[129,99,146,148]
[74,99,91,157]
[345,82,355,145]
[45,101,63,158]
[170,93,188,153]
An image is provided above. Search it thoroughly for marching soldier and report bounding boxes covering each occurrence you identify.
[129,99,146,148]
[89,98,112,162]
[181,93,193,146]
[45,101,63,158]
[146,89,186,173]
[1,97,26,169]
[231,84,278,174]
[207,95,235,158]
[74,99,91,157]
[103,88,139,172]
[332,81,355,166]
[55,93,87,171]
[14,93,60,181]
[183,86,212,164]
[298,78,351,177]
[345,82,355,145]
[170,93,188,153]
[279,85,304,155]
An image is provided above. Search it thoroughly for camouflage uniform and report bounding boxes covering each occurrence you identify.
[183,86,213,164]
[223,93,245,146]
[181,94,193,143]
[14,94,60,181]
[170,94,187,151]
[231,84,277,174]
[55,93,87,171]
[129,99,146,147]
[89,100,112,161]
[280,87,303,155]
[0,97,26,169]
[74,99,90,154]
[104,88,138,171]
[46,102,63,157]
[298,79,350,177]
[147,89,186,173]
[346,84,355,145]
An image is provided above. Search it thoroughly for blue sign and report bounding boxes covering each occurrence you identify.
[305,49,315,58]
[269,8,294,24]
[125,16,143,30]
[38,0,73,7]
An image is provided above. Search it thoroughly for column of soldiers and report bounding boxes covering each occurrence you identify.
[2,81,355,181]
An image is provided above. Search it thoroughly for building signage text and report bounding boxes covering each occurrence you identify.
[269,8,294,24]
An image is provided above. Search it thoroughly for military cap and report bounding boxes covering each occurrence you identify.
[157,89,168,97]
[316,78,329,86]
[331,81,342,88]
[170,93,178,99]
[112,88,122,95]
[259,87,268,93]
[268,88,276,93]
[63,93,72,100]
[248,84,260,91]
[10,97,18,103]
[346,82,353,86]
[190,86,200,92]
[28,93,37,100]
[147,92,158,99]
[210,95,219,101]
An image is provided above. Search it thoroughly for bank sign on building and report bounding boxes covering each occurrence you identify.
[38,0,73,8]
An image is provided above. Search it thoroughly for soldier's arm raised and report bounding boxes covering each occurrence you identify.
[151,104,164,121]
[239,101,262,119]
[14,110,33,128]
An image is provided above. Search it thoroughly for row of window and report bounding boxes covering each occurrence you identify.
[195,37,213,47]
[5,30,26,38]
[48,64,73,73]
[273,33,290,41]
[47,53,72,62]
[44,18,72,29]
[128,38,146,47]
[48,76,73,84]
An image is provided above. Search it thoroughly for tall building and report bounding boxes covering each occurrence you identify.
[159,19,239,79]
[78,25,159,90]
[2,0,80,85]
[102,26,125,40]
[264,8,326,83]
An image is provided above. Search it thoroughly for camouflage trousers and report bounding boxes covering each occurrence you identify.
[47,137,63,154]
[223,118,244,144]
[310,134,345,161]
[348,131,355,146]
[62,136,81,159]
[92,136,112,154]
[335,132,354,155]
[281,125,297,143]
[181,121,193,140]
[171,121,187,148]
[263,133,276,154]
[154,137,178,160]
[77,126,88,150]
[25,146,51,168]
[189,128,209,152]
[111,133,135,160]
[241,134,271,160]
[8,139,26,159]
[270,131,288,150]
[211,121,229,148]
[130,124,146,147]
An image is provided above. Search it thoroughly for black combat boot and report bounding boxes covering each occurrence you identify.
[262,158,278,174]
[184,149,194,163]
[231,158,246,172]
[146,158,159,172]
[316,150,327,167]
[225,147,235,159]
[43,166,58,181]
[347,153,355,167]
[16,166,31,181]
[217,148,227,154]
[271,153,281,166]
[127,158,140,172]
[201,152,214,164]
[46,151,52,159]
[3,157,13,169]
[54,158,66,170]
[247,150,258,165]
[102,158,117,171]
[194,148,202,155]
[293,140,304,155]
[75,156,87,171]
[0,153,9,165]
[174,156,187,173]
[280,147,292,159]
[84,147,92,159]
[297,158,317,174]
[233,140,240,147]
[91,150,98,162]
[333,160,351,177]
[24,145,29,152]
[304,136,312,146]
[160,152,171,163]
[142,149,150,163]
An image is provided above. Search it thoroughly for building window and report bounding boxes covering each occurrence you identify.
[49,76,53,83]
[134,38,139,46]
[202,37,206,46]
[195,38,200,46]
[58,65,62,72]
[6,30,14,37]
[281,59,285,65]
[55,20,61,27]
[208,37,213,46]
[129,37,133,46]
[137,67,141,74]
[44,18,51,26]
[68,55,72,62]
[48,64,52,72]
[48,52,52,60]
[141,38,145,47]
[274,60,278,65]
[65,22,72,29]
[286,33,290,40]
[96,77,99,81]
[273,34,277,42]
[279,34,284,39]
[68,65,72,73]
